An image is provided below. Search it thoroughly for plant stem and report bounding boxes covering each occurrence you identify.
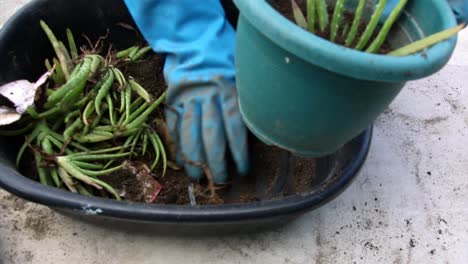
[66,28,78,60]
[355,0,388,50]
[149,132,161,171]
[71,145,129,156]
[95,70,115,116]
[366,0,408,53]
[316,0,329,32]
[345,0,366,46]
[342,23,350,38]
[307,0,316,33]
[75,164,124,177]
[116,46,138,59]
[40,20,72,80]
[41,137,62,187]
[64,118,83,141]
[155,133,167,177]
[72,161,104,170]
[125,84,132,125]
[52,58,66,84]
[76,183,94,196]
[129,79,152,102]
[58,167,78,193]
[56,157,102,189]
[126,92,167,130]
[330,0,346,42]
[291,0,308,29]
[131,46,152,61]
[35,152,51,186]
[389,24,464,56]
[69,152,132,161]
[0,123,34,136]
[45,56,92,108]
[124,102,148,126]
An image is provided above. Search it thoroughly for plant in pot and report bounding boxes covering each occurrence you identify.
[233,0,465,157]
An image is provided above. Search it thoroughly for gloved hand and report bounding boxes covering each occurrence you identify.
[381,0,468,24]
[123,0,249,184]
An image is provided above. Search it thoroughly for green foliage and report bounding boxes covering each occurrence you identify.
[307,0,316,32]
[389,24,465,56]
[355,0,388,50]
[291,0,308,29]
[366,0,407,52]
[289,0,463,56]
[330,0,345,42]
[316,0,329,32]
[345,0,366,46]
[1,21,168,200]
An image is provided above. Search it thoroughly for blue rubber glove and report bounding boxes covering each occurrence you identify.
[123,0,249,184]
[381,0,468,24]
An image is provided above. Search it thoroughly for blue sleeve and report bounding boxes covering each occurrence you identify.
[123,0,236,87]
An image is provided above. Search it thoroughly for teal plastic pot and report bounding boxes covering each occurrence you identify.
[233,0,458,156]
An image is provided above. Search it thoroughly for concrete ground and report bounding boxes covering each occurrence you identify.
[1,1,467,263]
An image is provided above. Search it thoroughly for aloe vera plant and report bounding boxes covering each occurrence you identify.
[290,0,464,55]
[0,21,169,200]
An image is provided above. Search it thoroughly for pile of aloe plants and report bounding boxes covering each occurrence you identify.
[290,0,465,55]
[1,21,168,201]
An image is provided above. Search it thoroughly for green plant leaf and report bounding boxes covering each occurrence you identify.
[40,20,72,80]
[316,0,329,32]
[389,24,464,56]
[345,0,366,46]
[291,0,308,29]
[366,0,408,53]
[307,0,316,33]
[66,28,78,60]
[355,0,388,50]
[330,0,346,42]
[342,23,350,38]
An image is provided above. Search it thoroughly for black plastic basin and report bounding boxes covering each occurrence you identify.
[0,0,372,235]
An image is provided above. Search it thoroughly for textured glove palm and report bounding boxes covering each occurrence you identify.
[124,0,249,183]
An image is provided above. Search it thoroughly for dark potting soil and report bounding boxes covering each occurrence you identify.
[99,133,317,205]
[120,54,166,99]
[271,0,392,54]
[119,53,166,119]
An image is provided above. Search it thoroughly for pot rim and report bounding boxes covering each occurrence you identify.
[233,0,457,82]
[0,128,372,223]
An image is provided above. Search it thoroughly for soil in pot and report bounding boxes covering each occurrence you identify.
[12,26,317,206]
[271,0,392,54]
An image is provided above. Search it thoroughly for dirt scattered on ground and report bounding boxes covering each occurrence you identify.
[4,193,27,211]
[22,250,34,262]
[364,241,379,251]
[23,208,56,240]
[423,116,449,126]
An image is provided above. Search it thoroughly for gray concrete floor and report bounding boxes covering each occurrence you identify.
[1,1,468,263]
